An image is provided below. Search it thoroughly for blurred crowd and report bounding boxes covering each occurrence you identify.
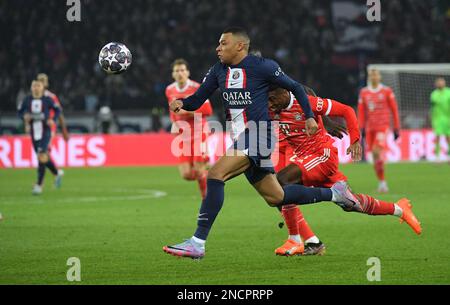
[0,0,449,123]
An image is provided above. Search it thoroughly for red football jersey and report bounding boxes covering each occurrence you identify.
[45,89,61,107]
[357,84,400,131]
[165,79,212,125]
[271,94,360,158]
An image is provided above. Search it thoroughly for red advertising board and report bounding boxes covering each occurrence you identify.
[0,130,448,168]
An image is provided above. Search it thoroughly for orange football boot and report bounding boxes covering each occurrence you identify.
[275,239,304,256]
[397,198,422,235]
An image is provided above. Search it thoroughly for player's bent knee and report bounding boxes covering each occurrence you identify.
[263,194,283,207]
[276,173,290,186]
[207,167,225,181]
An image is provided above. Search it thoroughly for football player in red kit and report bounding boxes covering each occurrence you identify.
[165,59,213,199]
[358,68,400,193]
[269,87,421,256]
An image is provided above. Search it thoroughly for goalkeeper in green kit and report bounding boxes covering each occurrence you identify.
[430,77,450,158]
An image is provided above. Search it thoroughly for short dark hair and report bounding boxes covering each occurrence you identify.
[171,58,189,70]
[223,26,248,36]
[223,27,250,45]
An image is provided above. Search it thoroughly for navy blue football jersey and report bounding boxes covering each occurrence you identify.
[181,54,314,139]
[18,95,61,141]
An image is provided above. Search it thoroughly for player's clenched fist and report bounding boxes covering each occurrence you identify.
[170,100,184,113]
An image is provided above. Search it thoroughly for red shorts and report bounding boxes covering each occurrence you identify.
[177,131,209,164]
[289,146,347,188]
[365,129,388,151]
[274,141,294,172]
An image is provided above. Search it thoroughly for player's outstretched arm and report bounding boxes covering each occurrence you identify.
[264,59,317,135]
[50,99,61,121]
[357,92,366,135]
[327,99,361,161]
[17,99,31,134]
[180,66,219,112]
[387,88,401,140]
[59,113,70,141]
[322,116,348,139]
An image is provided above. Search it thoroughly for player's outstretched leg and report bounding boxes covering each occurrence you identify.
[353,194,422,235]
[333,186,422,235]
[163,151,251,259]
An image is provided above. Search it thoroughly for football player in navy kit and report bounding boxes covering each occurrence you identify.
[163,27,359,259]
[18,80,63,195]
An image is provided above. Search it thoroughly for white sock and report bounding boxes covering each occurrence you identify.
[289,235,301,243]
[304,236,320,244]
[393,204,403,217]
[192,236,206,245]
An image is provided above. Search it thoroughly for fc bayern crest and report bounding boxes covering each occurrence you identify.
[294,113,302,121]
[232,71,240,79]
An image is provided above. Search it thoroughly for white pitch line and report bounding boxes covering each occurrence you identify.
[0,190,167,205]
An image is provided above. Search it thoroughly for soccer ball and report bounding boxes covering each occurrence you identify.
[98,42,132,74]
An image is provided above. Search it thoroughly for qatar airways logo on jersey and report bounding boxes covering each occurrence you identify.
[222,91,252,106]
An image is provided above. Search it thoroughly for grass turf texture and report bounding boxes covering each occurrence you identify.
[0,163,449,284]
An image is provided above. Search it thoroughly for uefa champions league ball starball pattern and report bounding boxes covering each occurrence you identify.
[98,42,132,74]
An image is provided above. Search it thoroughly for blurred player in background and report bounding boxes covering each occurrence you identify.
[270,87,421,256]
[165,59,213,199]
[358,68,400,193]
[430,77,450,159]
[37,73,70,141]
[18,80,64,195]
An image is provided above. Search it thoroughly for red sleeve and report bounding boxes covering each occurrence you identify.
[50,95,61,108]
[357,92,365,129]
[387,88,400,130]
[310,96,360,144]
[195,100,213,116]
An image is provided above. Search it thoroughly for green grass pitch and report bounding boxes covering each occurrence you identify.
[1,163,449,284]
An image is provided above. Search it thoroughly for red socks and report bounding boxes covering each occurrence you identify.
[297,209,316,241]
[281,204,316,241]
[374,159,385,181]
[355,194,395,215]
[281,205,300,236]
